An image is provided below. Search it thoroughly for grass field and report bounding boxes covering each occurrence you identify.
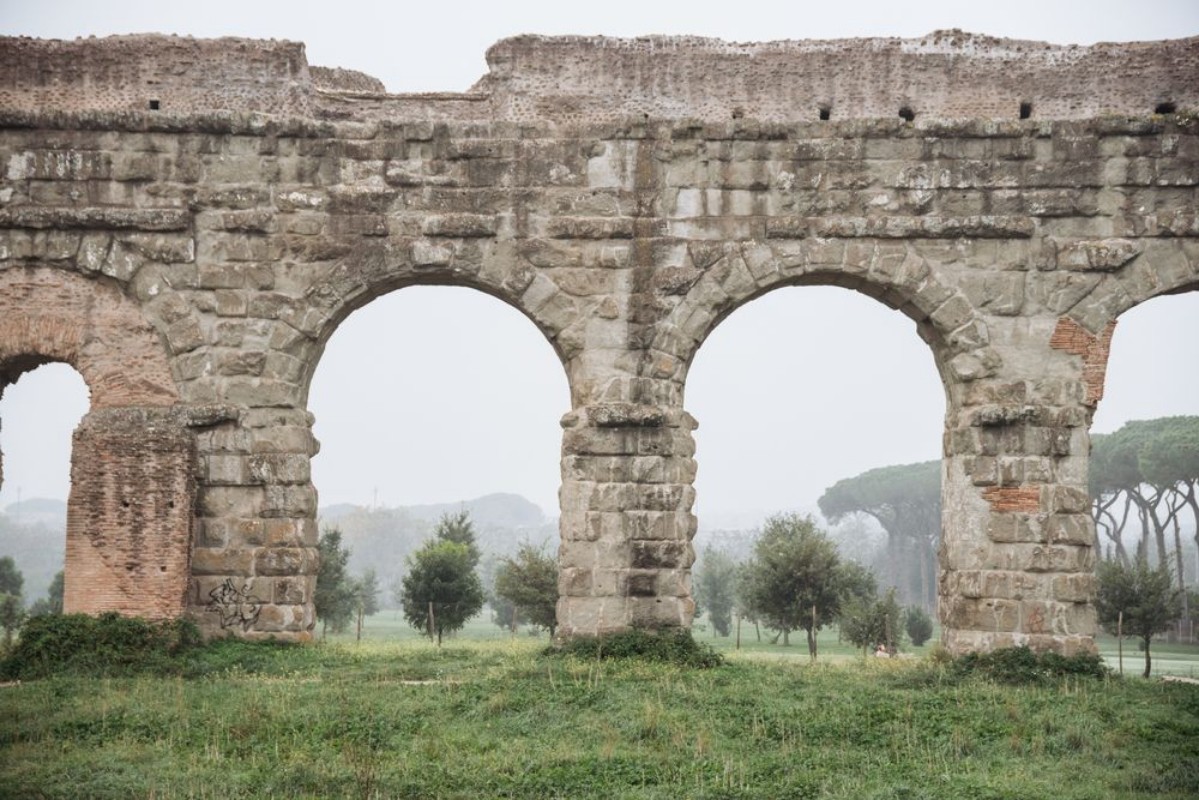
[4,616,1196,799]
[336,611,1199,676]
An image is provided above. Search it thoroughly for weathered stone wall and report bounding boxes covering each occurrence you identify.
[0,32,1195,650]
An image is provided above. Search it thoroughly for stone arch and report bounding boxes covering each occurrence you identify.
[292,250,580,406]
[268,251,579,636]
[1046,239,1199,414]
[0,267,195,620]
[651,241,997,395]
[0,267,179,408]
[648,241,1010,650]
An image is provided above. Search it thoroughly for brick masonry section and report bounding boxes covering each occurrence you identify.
[982,487,1042,514]
[1048,317,1117,407]
[64,408,197,619]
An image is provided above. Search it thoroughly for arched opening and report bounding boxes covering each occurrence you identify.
[1090,288,1199,666]
[685,283,946,654]
[306,284,570,639]
[0,268,188,621]
[0,363,89,611]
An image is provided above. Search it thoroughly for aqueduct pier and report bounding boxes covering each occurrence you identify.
[0,31,1196,651]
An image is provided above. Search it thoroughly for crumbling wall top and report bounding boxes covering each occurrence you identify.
[1,30,1196,124]
[479,31,1199,123]
[0,34,313,116]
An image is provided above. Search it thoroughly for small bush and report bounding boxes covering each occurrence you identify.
[903,606,934,647]
[547,628,724,668]
[952,645,1109,685]
[0,612,202,680]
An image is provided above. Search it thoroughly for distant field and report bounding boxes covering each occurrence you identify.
[336,610,1199,675]
[3,633,1198,799]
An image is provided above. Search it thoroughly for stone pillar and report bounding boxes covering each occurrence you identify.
[556,402,698,636]
[64,407,200,619]
[938,317,1102,655]
[189,407,317,639]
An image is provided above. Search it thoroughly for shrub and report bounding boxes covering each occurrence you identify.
[0,612,202,680]
[547,628,724,668]
[904,606,934,647]
[951,645,1108,685]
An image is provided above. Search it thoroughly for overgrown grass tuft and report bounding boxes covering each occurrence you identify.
[951,645,1110,685]
[546,627,724,668]
[0,613,203,680]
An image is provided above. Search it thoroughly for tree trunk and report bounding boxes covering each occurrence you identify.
[1171,494,1189,625]
[1142,635,1152,678]
[1117,611,1124,677]
[782,629,789,647]
[808,604,819,661]
[355,602,363,644]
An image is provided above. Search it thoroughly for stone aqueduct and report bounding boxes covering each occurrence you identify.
[0,32,1196,652]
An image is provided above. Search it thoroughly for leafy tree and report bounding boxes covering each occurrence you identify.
[693,546,738,637]
[26,571,65,618]
[904,606,934,647]
[837,560,878,607]
[0,593,23,646]
[0,557,25,646]
[351,568,381,642]
[1096,554,1181,677]
[434,510,481,567]
[739,513,843,659]
[0,556,23,597]
[494,542,558,636]
[356,569,380,617]
[46,570,64,614]
[490,591,524,633]
[819,461,941,610]
[400,540,485,644]
[1090,417,1199,628]
[840,588,902,655]
[315,527,356,638]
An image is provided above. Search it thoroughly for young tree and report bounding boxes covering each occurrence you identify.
[904,605,935,647]
[739,513,843,659]
[400,540,485,644]
[694,546,738,637]
[1096,554,1181,677]
[434,510,481,567]
[352,568,381,642]
[494,542,559,636]
[840,588,902,655]
[315,527,356,638]
[490,591,524,633]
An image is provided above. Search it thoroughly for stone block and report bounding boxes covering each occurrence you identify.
[254,546,314,576]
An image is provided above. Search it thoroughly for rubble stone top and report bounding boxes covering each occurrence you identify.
[1,31,1195,124]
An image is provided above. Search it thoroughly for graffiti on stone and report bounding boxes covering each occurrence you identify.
[206,578,263,630]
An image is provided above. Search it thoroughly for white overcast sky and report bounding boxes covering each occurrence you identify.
[1,1,1197,522]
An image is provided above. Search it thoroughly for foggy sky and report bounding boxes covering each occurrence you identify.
[1,1,1197,521]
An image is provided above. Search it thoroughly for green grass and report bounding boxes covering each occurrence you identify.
[3,628,1198,799]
